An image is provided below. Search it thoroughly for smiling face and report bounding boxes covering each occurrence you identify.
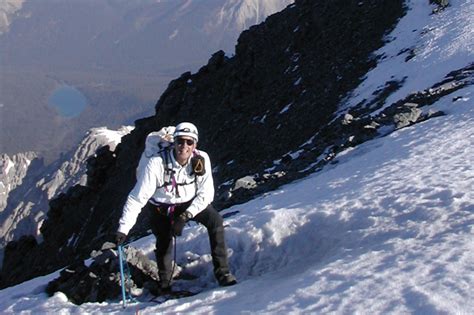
[174,136,196,165]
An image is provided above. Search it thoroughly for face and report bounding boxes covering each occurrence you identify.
[174,136,196,165]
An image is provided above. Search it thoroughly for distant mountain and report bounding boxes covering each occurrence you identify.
[0,126,133,267]
[1,0,293,73]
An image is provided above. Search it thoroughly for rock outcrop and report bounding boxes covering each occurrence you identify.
[45,243,159,305]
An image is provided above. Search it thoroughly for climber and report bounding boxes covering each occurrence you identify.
[115,122,236,293]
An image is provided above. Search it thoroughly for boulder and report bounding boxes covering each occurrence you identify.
[46,244,159,305]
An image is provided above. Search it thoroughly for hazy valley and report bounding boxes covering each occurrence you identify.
[0,0,292,161]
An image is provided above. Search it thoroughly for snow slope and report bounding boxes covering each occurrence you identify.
[0,1,472,314]
[340,0,473,114]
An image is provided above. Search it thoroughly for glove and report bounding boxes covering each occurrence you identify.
[172,211,193,236]
[115,231,127,246]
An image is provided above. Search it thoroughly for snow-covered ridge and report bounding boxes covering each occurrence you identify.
[166,0,294,54]
[208,0,292,34]
[0,126,133,266]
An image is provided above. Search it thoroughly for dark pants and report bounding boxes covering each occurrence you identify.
[147,201,230,285]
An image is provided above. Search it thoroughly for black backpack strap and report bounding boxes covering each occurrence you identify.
[157,148,177,194]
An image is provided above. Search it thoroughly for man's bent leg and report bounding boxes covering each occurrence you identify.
[193,204,236,286]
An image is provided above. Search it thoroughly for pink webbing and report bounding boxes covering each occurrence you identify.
[164,173,178,196]
[168,205,176,224]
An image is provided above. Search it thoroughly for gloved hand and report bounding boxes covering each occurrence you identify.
[115,231,127,246]
[172,211,193,236]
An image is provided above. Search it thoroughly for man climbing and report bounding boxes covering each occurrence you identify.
[115,122,237,293]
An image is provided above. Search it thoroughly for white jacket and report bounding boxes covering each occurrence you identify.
[118,149,214,235]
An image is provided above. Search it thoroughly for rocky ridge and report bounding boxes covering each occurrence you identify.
[0,151,40,211]
[0,127,133,267]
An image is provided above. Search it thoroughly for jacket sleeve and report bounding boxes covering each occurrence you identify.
[186,152,215,217]
[117,157,160,235]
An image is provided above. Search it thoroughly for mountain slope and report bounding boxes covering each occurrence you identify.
[0,45,472,314]
[1,0,472,297]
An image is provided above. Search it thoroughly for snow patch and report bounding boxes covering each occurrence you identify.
[169,29,179,40]
[279,102,293,114]
[3,159,14,175]
[93,126,134,151]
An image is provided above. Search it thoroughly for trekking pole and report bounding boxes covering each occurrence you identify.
[118,244,127,309]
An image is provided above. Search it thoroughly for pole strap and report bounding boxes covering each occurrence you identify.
[118,245,128,309]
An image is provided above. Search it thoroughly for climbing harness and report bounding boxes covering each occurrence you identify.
[158,147,202,197]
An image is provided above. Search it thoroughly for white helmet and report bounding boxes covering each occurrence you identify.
[174,122,199,142]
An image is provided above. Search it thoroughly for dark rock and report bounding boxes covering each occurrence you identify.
[45,245,159,304]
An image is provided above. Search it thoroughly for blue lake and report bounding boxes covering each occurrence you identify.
[49,85,88,118]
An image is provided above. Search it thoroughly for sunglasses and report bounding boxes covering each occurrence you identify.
[176,138,195,146]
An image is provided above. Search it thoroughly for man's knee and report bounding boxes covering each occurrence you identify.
[209,210,223,228]
[195,204,224,231]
